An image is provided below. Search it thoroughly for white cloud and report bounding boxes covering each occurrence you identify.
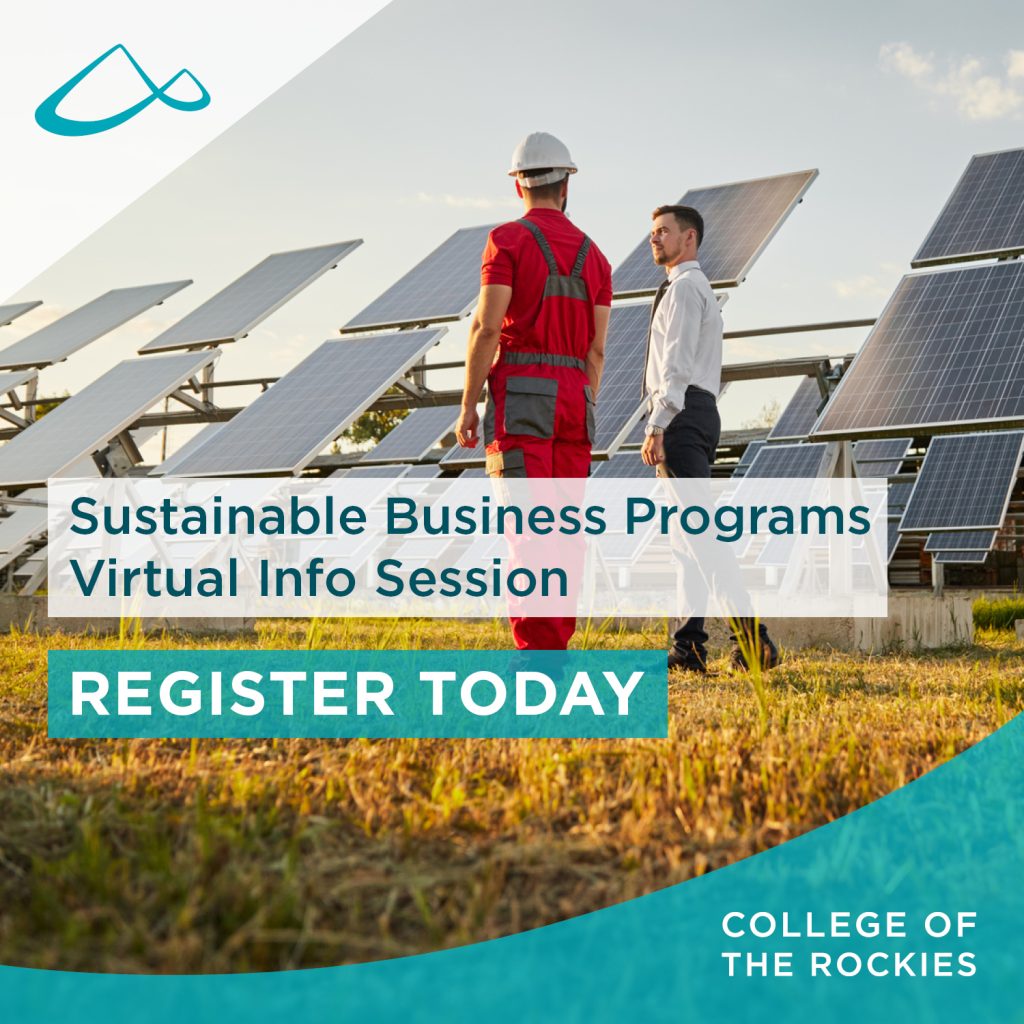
[832,274,892,300]
[410,191,519,211]
[880,42,1023,121]
[879,42,933,80]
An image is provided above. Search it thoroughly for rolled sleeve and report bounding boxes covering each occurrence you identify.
[480,230,514,287]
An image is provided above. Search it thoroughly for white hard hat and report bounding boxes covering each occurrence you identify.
[507,132,578,187]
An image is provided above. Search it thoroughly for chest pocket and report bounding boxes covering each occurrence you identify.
[504,375,559,438]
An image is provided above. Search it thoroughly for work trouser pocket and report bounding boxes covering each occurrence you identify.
[503,376,558,438]
[584,385,596,444]
[486,447,527,478]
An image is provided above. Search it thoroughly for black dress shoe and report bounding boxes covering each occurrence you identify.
[730,631,780,671]
[668,646,710,674]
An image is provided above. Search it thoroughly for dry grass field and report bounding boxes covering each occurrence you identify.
[1,617,1022,973]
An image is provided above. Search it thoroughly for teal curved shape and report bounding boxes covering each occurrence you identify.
[3,712,1023,1022]
[35,44,210,137]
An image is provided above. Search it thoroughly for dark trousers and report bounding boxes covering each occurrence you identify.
[660,388,759,657]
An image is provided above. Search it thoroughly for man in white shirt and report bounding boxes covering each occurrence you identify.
[641,204,779,673]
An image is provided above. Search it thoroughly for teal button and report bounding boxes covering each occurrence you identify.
[47,649,667,739]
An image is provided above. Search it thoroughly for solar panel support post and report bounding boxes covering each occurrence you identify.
[94,430,144,478]
[200,363,215,407]
[168,386,216,416]
[394,376,429,401]
[19,557,48,597]
[833,441,856,479]
[0,407,27,430]
[932,560,945,597]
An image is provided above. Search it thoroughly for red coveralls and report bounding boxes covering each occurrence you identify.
[479,208,613,650]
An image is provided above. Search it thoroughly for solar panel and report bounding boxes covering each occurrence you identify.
[0,282,191,371]
[887,479,915,512]
[392,536,456,563]
[592,303,650,456]
[590,450,652,479]
[732,440,766,477]
[744,442,835,479]
[57,425,160,480]
[767,377,826,441]
[0,301,42,327]
[853,438,912,477]
[0,488,47,556]
[342,465,412,479]
[152,422,225,476]
[359,405,459,464]
[404,464,442,479]
[0,369,38,394]
[924,530,998,552]
[933,550,989,565]
[0,350,217,486]
[812,263,1024,440]
[886,520,902,562]
[341,224,497,333]
[599,526,659,563]
[459,467,488,478]
[139,242,361,354]
[612,170,817,297]
[899,431,1024,532]
[623,414,648,447]
[913,148,1024,268]
[170,329,445,476]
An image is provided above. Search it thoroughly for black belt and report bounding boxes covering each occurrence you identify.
[500,351,586,372]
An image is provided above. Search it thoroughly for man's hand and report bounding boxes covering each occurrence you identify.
[456,407,480,447]
[641,433,665,466]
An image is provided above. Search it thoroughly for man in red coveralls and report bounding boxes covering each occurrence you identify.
[455,132,612,650]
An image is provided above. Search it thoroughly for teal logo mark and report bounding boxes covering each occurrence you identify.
[35,43,210,137]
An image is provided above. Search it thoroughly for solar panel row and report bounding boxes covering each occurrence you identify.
[813,262,1024,439]
[732,440,766,477]
[923,530,998,552]
[613,170,818,296]
[169,329,446,477]
[914,148,1024,268]
[853,438,912,477]
[899,430,1024,532]
[0,282,191,371]
[341,225,496,333]
[768,376,826,441]
[0,369,39,395]
[933,550,989,565]
[359,405,459,465]
[591,302,650,455]
[0,302,42,328]
[744,442,835,479]
[0,350,219,486]
[140,242,361,354]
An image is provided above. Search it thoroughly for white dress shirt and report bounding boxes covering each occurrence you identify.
[643,260,722,430]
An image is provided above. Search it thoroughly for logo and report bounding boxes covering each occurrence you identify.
[35,43,210,137]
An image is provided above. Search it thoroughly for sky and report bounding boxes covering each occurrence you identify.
[3,0,1024,460]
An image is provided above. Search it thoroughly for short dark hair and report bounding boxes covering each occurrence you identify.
[652,204,704,247]
[520,170,568,202]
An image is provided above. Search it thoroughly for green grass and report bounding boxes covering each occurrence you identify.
[1,618,1022,973]
[974,595,1024,631]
